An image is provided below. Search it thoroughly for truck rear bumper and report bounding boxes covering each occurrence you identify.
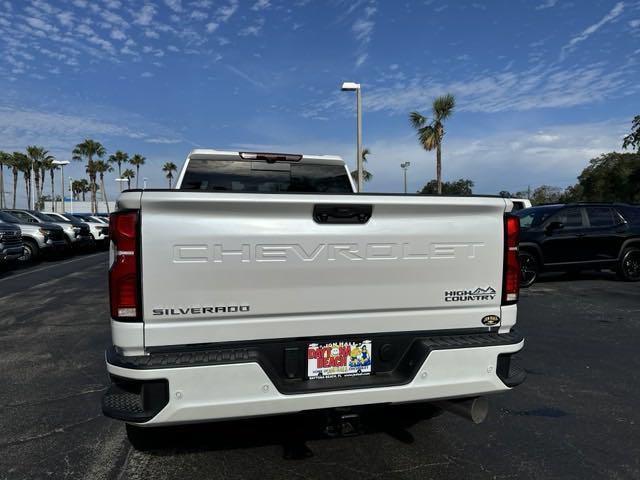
[103,333,524,426]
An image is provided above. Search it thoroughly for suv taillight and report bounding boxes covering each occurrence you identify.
[109,210,140,321]
[502,214,520,305]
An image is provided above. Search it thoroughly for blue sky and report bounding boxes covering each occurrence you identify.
[1,0,639,204]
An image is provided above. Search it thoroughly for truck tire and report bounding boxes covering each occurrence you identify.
[519,251,539,288]
[617,247,640,281]
[20,239,39,263]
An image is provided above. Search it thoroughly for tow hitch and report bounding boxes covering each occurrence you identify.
[324,408,363,437]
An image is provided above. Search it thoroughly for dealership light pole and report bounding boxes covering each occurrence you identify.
[68,177,74,213]
[341,82,363,193]
[52,160,70,213]
[400,162,411,194]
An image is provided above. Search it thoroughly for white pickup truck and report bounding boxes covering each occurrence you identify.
[103,149,525,446]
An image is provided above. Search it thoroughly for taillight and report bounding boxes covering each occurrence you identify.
[502,214,520,304]
[109,210,140,321]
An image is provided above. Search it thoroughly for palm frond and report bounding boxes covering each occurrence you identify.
[418,125,438,151]
[432,93,455,121]
[409,111,427,129]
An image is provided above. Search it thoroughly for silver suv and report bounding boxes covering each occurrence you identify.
[0,221,23,266]
[44,212,109,250]
[0,211,66,262]
[5,209,93,252]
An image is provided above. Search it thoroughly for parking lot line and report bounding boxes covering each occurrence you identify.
[0,252,108,284]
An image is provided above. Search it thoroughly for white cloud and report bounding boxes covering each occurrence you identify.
[251,0,271,11]
[216,0,239,22]
[164,0,182,12]
[226,65,266,89]
[145,30,160,38]
[141,71,154,77]
[111,29,127,41]
[238,19,265,36]
[306,61,637,118]
[355,53,367,67]
[190,10,208,20]
[133,4,156,26]
[630,19,640,28]
[56,11,74,27]
[561,2,625,59]
[206,22,219,33]
[25,16,57,33]
[349,1,377,67]
[535,0,558,10]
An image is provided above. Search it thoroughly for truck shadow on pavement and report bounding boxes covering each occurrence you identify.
[130,402,442,459]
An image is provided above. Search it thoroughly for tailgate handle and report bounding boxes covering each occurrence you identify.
[313,204,372,224]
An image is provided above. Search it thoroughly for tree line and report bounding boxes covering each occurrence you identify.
[0,139,181,213]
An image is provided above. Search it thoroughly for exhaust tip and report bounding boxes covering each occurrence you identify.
[436,397,489,424]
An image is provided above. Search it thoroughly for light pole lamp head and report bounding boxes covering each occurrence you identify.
[52,160,70,166]
[341,82,361,91]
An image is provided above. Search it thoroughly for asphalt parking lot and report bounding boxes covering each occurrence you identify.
[1,253,639,480]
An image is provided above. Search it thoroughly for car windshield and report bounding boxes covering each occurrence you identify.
[62,214,83,223]
[516,206,561,229]
[0,211,21,223]
[181,159,353,194]
[31,211,58,222]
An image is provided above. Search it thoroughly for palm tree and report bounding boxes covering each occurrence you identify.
[42,157,58,212]
[129,154,145,188]
[8,153,24,208]
[409,93,456,195]
[162,162,178,188]
[25,146,54,210]
[73,139,106,213]
[12,152,32,209]
[93,160,113,214]
[108,150,129,191]
[0,150,9,208]
[72,179,90,201]
[121,169,135,190]
[350,147,373,184]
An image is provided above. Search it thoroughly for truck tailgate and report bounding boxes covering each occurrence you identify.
[139,192,507,347]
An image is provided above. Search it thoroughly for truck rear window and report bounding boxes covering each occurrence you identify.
[181,159,352,194]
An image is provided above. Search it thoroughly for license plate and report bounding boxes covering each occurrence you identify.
[307,340,372,379]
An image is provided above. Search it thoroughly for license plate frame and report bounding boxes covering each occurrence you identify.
[307,340,372,380]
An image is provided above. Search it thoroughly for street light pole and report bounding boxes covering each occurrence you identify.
[400,162,411,194]
[69,177,74,214]
[52,160,70,213]
[30,167,35,210]
[341,82,363,193]
[143,177,148,190]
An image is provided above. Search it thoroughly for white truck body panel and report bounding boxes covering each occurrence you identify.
[138,192,508,347]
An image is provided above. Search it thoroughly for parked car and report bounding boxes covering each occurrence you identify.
[0,221,23,267]
[102,149,525,448]
[516,203,640,286]
[73,213,109,225]
[0,211,66,262]
[44,212,109,249]
[4,209,93,252]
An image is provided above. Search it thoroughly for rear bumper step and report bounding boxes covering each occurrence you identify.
[103,331,524,424]
[106,331,523,395]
